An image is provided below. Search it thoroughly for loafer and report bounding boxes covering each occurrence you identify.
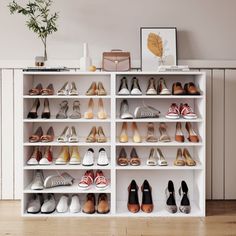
[27,194,43,214]
[70,195,81,213]
[41,194,56,214]
[56,195,69,213]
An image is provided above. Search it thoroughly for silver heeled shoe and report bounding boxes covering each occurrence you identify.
[56,100,69,119]
[69,100,81,119]
[57,126,69,143]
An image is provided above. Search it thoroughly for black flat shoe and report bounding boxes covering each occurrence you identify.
[179,180,191,214]
[127,179,140,213]
[141,180,153,213]
[41,98,51,119]
[166,180,177,213]
[27,98,40,119]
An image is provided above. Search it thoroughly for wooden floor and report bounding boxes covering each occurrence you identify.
[0,201,236,236]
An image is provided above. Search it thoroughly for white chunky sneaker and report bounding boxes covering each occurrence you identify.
[41,193,56,214]
[69,194,81,213]
[134,105,160,119]
[56,195,69,213]
[27,194,43,214]
[97,148,109,166]
[82,148,94,166]
[44,172,74,188]
[31,170,44,190]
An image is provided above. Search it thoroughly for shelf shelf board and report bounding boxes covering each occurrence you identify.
[24,118,111,123]
[116,95,204,99]
[23,142,111,147]
[23,95,111,99]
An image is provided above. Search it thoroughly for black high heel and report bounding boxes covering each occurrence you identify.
[141,180,153,213]
[27,99,40,119]
[127,180,140,213]
[41,99,51,119]
[179,180,191,214]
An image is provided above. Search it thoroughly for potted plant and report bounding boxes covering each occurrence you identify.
[8,0,59,61]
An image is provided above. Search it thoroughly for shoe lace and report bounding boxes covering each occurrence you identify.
[80,175,93,185]
[94,175,108,185]
[182,104,194,114]
[169,104,179,113]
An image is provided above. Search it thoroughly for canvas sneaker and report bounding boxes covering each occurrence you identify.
[166,103,180,119]
[78,170,94,189]
[82,148,94,166]
[44,172,74,188]
[41,193,56,214]
[97,148,109,166]
[179,103,197,119]
[31,170,44,190]
[95,170,109,190]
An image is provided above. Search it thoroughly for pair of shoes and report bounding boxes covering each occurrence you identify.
[57,82,78,95]
[56,100,81,119]
[117,148,141,166]
[147,148,168,166]
[27,98,50,119]
[27,193,56,214]
[119,122,141,143]
[78,170,109,190]
[55,146,81,165]
[120,99,160,119]
[128,180,153,213]
[174,148,196,166]
[172,82,200,95]
[166,103,197,119]
[118,77,142,95]
[86,82,107,96]
[86,126,107,143]
[82,148,109,166]
[29,126,54,143]
[29,83,54,96]
[176,122,199,142]
[27,147,52,165]
[166,180,191,214]
[146,122,171,142]
[84,98,107,119]
[83,193,110,214]
[56,194,81,213]
[57,126,79,143]
[146,77,171,95]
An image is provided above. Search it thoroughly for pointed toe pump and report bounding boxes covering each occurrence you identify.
[57,82,69,95]
[132,122,142,143]
[56,100,69,119]
[69,82,78,96]
[41,126,54,143]
[185,122,199,143]
[69,100,81,119]
[127,180,140,213]
[27,98,40,119]
[84,98,94,119]
[98,98,107,119]
[119,122,128,143]
[29,126,43,143]
[41,98,51,119]
[29,83,43,95]
[179,181,191,214]
[141,180,153,213]
[97,82,107,96]
[117,148,129,166]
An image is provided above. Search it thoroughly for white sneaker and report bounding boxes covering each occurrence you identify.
[56,195,69,213]
[44,172,74,188]
[27,147,41,165]
[120,99,133,119]
[97,148,109,166]
[27,194,43,214]
[41,193,56,214]
[69,195,81,213]
[82,148,94,166]
[31,170,44,190]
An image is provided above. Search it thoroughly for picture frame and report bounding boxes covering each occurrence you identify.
[140,27,177,71]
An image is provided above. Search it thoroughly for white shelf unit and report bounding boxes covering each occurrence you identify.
[21,71,206,217]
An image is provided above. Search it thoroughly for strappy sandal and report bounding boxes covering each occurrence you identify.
[69,100,81,119]
[41,126,54,142]
[57,126,69,143]
[69,126,79,143]
[41,84,54,95]
[57,82,69,95]
[156,148,168,166]
[130,148,141,166]
[146,148,157,166]
[183,148,196,166]
[117,148,129,166]
[97,82,107,96]
[29,126,43,143]
[29,83,43,95]
[56,100,69,119]
[86,127,97,143]
[146,122,158,142]
[97,126,107,143]
[159,122,171,142]
[174,148,185,166]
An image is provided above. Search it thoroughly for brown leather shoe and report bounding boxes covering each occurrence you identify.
[185,122,199,142]
[130,148,141,166]
[184,82,200,95]
[82,193,96,214]
[141,180,153,213]
[175,122,184,142]
[172,82,185,95]
[127,180,140,213]
[97,193,110,214]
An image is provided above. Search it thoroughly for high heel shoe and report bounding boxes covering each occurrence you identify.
[146,78,157,95]
[130,148,141,166]
[98,98,107,119]
[57,126,69,143]
[69,146,81,165]
[84,98,94,119]
[55,146,70,165]
[27,147,42,165]
[165,180,177,213]
[97,126,107,143]
[69,82,78,96]
[57,82,69,95]
[132,122,141,143]
[179,181,191,214]
[185,122,199,143]
[130,77,142,95]
[69,100,81,119]
[41,98,51,119]
[141,180,153,213]
[40,126,54,142]
[69,126,79,143]
[183,148,196,166]
[56,100,69,119]
[97,82,107,96]
[86,82,97,96]
[117,148,129,166]
[118,77,129,95]
[29,83,43,95]
[27,98,40,119]
[175,122,184,142]
[156,148,168,166]
[146,148,157,166]
[119,122,128,143]
[127,180,140,213]
[146,122,158,142]
[41,84,54,96]
[39,146,53,165]
[159,122,171,142]
[174,148,185,166]
[86,127,97,143]
[29,126,43,143]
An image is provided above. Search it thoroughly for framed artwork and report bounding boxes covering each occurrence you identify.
[140,27,177,71]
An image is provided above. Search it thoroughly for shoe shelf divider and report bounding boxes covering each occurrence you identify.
[21,71,206,217]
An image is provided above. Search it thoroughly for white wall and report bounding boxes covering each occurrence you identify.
[1,0,236,62]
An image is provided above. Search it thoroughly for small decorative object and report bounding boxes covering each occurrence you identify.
[89,65,97,72]
[102,50,131,71]
[140,27,177,71]
[80,43,92,71]
[35,56,45,67]
[158,65,189,72]
[8,0,59,61]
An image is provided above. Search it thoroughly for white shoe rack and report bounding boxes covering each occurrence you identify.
[21,71,206,217]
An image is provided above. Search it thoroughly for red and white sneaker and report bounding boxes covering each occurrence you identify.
[78,170,94,190]
[180,103,197,119]
[94,170,109,190]
[166,103,180,119]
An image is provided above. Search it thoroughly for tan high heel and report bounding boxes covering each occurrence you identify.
[86,126,97,143]
[185,122,199,143]
[97,126,107,143]
[119,122,128,143]
[159,122,171,142]
[183,148,196,166]
[98,98,107,119]
[132,122,142,143]
[175,122,185,142]
[84,98,94,119]
[86,82,97,96]
[174,148,185,166]
[97,82,107,96]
